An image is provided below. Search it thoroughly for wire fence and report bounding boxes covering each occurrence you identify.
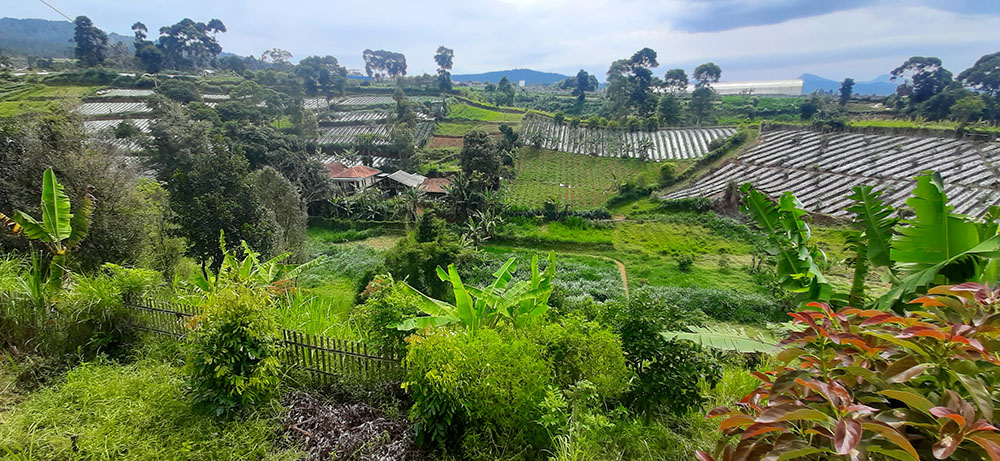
[124,297,402,383]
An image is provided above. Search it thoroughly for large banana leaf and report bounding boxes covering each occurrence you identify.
[846,185,896,269]
[39,168,73,244]
[437,265,475,331]
[66,193,94,250]
[741,184,832,302]
[396,281,459,330]
[877,234,1000,309]
[891,172,980,272]
[11,211,49,242]
[661,326,777,353]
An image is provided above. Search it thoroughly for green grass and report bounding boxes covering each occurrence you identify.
[434,120,507,137]
[507,148,662,209]
[0,342,301,460]
[280,278,360,337]
[0,84,97,116]
[848,119,1000,133]
[609,197,666,217]
[446,103,525,122]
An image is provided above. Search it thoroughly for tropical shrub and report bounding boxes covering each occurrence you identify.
[349,274,420,356]
[700,284,1000,460]
[185,285,282,416]
[396,252,555,334]
[403,328,552,457]
[529,315,630,402]
[610,287,721,415]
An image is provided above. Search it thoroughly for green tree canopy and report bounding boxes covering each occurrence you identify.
[73,16,108,67]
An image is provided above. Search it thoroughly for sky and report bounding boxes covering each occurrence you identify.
[8,0,1000,82]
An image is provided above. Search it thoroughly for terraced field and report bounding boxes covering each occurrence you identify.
[664,128,1000,216]
[315,121,434,146]
[83,118,152,133]
[74,101,151,116]
[334,95,440,106]
[92,88,155,98]
[520,117,737,160]
[322,154,390,169]
[507,148,662,209]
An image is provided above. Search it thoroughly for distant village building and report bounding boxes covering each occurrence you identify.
[381,170,427,194]
[681,80,803,96]
[328,163,382,192]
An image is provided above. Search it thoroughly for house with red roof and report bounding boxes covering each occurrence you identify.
[329,164,382,193]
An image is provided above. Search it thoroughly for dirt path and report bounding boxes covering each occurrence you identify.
[614,259,628,297]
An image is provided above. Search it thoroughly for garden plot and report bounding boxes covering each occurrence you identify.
[323,110,432,124]
[93,88,155,98]
[520,117,737,160]
[74,101,151,116]
[315,122,434,146]
[333,95,440,106]
[322,154,389,169]
[664,128,1000,217]
[83,118,152,134]
[304,97,331,110]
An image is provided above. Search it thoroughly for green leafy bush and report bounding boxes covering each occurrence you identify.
[403,328,552,457]
[186,286,282,416]
[529,316,630,402]
[649,285,786,324]
[610,287,721,415]
[349,274,420,356]
[676,253,695,272]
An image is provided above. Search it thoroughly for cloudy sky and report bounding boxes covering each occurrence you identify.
[9,0,1000,82]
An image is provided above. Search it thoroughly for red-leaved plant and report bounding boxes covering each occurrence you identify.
[698,283,1000,460]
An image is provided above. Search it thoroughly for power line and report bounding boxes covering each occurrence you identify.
[37,0,73,22]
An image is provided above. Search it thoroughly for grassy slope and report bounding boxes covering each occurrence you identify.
[507,148,661,209]
[0,342,300,460]
[0,84,97,117]
[447,103,525,122]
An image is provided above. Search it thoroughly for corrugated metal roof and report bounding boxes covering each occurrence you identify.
[386,170,428,188]
[420,177,452,194]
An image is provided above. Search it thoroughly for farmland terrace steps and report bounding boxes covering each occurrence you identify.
[664,128,1000,217]
[314,122,434,146]
[519,117,737,161]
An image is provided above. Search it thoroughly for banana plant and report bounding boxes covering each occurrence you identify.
[191,230,319,294]
[740,184,832,304]
[396,252,556,334]
[0,168,93,288]
[876,172,1000,309]
[844,185,897,306]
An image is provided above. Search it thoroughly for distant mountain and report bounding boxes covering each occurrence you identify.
[451,68,570,85]
[799,73,898,96]
[0,17,133,58]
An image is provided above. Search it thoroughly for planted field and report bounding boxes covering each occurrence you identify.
[434,121,506,137]
[0,84,97,116]
[83,118,152,133]
[520,116,737,160]
[665,128,1000,216]
[74,101,151,116]
[446,103,525,122]
[315,121,433,146]
[321,153,390,168]
[92,88,155,98]
[334,95,439,106]
[506,148,661,208]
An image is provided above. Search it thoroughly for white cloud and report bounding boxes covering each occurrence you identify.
[7,0,999,81]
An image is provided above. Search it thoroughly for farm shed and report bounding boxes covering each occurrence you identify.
[329,165,382,193]
[380,170,428,195]
[419,177,452,198]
